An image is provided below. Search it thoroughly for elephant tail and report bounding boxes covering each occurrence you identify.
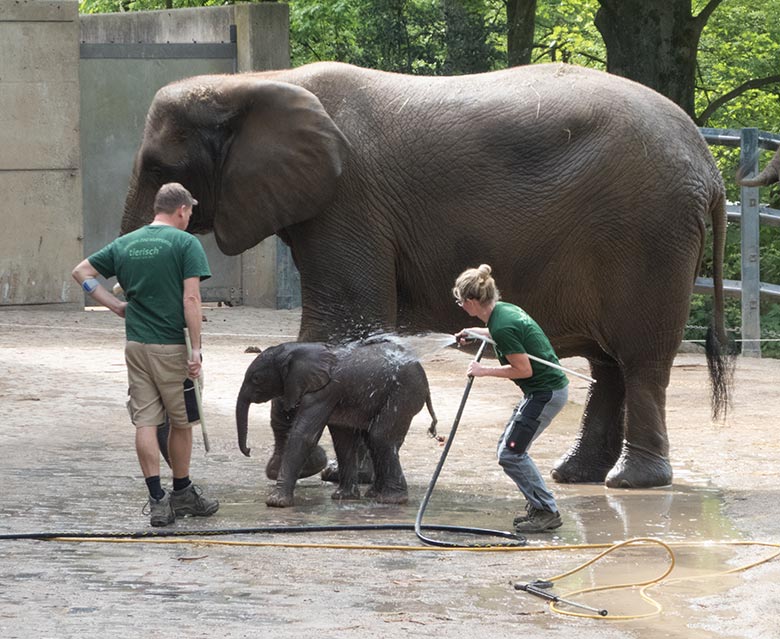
[425,392,440,439]
[705,189,735,420]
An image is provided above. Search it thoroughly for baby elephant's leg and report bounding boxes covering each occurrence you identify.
[328,425,362,501]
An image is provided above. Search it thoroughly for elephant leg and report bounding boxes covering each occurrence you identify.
[552,357,625,483]
[320,433,375,484]
[267,408,330,508]
[363,416,409,504]
[266,398,328,481]
[265,399,291,480]
[604,363,673,488]
[328,426,361,501]
[157,416,171,468]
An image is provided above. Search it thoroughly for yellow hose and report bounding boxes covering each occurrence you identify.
[44,535,780,620]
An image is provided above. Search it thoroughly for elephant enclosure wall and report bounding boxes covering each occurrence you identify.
[0,1,82,307]
[0,1,294,309]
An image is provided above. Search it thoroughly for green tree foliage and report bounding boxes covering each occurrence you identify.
[686,1,780,355]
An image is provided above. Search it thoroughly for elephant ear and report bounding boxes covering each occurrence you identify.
[281,346,337,411]
[214,79,349,255]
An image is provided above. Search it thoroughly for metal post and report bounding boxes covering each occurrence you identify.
[275,238,301,309]
[229,24,237,74]
[740,128,761,357]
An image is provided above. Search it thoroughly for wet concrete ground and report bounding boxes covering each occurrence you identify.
[2,306,780,638]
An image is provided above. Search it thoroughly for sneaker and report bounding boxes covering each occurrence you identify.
[171,484,219,518]
[145,491,175,527]
[514,507,563,534]
[512,502,534,526]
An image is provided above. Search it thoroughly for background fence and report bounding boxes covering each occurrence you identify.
[696,127,780,357]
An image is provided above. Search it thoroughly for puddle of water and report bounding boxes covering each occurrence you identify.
[551,483,742,545]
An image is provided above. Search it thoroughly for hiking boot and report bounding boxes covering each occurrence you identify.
[513,507,563,534]
[146,491,175,527]
[512,502,534,526]
[171,484,219,518]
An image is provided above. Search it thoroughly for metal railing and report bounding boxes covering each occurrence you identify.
[695,127,780,357]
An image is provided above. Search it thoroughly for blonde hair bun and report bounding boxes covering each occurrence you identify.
[452,264,500,305]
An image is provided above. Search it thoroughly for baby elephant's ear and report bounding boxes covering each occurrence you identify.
[281,347,337,411]
[213,78,349,255]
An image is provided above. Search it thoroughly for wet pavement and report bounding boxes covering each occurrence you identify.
[2,306,780,638]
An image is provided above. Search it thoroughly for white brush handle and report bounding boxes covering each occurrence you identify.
[463,329,595,384]
[184,328,210,452]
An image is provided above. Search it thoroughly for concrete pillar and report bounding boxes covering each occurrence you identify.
[0,0,82,307]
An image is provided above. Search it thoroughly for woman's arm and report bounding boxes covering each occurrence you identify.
[467,351,533,379]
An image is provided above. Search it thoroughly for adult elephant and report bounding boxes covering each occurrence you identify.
[121,62,731,490]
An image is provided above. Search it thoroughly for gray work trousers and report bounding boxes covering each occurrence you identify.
[496,386,568,513]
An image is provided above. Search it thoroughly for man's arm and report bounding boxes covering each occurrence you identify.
[71,259,126,317]
[183,276,203,379]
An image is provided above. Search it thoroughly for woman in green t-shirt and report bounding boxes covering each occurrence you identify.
[453,264,569,534]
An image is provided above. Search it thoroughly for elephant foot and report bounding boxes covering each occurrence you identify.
[551,451,615,484]
[266,488,295,508]
[266,446,328,480]
[320,460,374,485]
[331,486,361,501]
[365,486,408,504]
[604,444,672,488]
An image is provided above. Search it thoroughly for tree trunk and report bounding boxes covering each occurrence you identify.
[595,0,715,118]
[442,0,494,74]
[506,0,537,67]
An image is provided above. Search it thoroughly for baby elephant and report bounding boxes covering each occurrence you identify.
[236,340,437,507]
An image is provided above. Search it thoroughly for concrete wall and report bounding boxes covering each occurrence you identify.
[0,2,289,308]
[80,4,290,72]
[0,0,83,307]
[80,3,291,308]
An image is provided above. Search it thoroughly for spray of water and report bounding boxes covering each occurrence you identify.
[363,331,457,361]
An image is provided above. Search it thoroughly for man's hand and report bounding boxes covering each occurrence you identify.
[187,347,202,379]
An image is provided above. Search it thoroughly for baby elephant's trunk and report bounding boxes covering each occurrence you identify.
[236,393,253,457]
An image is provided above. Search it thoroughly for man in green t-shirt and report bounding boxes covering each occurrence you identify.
[72,182,218,527]
[453,264,569,534]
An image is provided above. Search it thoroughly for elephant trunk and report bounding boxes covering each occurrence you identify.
[736,147,780,187]
[121,169,158,235]
[236,393,253,457]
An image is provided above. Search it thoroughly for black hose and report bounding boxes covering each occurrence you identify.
[0,522,516,542]
[414,340,526,548]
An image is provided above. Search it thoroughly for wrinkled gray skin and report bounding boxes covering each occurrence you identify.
[122,62,731,490]
[738,145,780,187]
[235,341,436,508]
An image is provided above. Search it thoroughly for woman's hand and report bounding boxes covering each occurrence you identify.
[455,327,490,345]
[466,360,488,377]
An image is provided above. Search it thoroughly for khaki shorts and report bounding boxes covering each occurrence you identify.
[125,341,201,429]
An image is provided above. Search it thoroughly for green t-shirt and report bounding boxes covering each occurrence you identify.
[486,301,569,395]
[88,225,211,344]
